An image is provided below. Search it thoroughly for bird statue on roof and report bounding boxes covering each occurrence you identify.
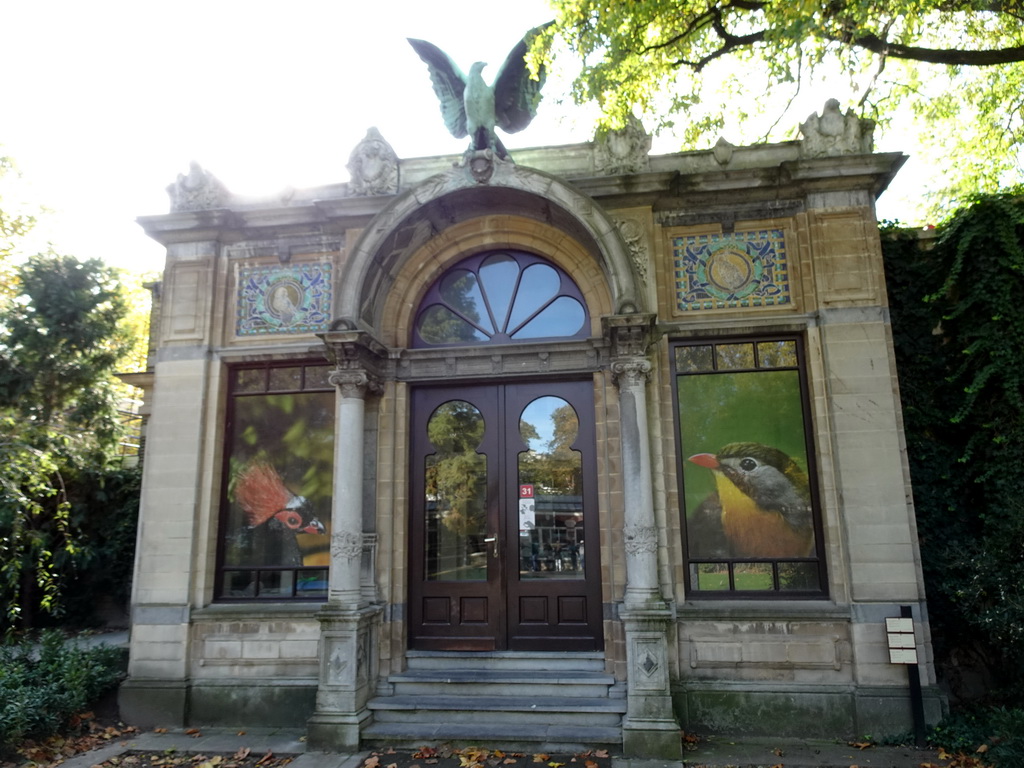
[408,23,552,160]
[687,442,815,559]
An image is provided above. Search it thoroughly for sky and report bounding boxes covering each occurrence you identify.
[2,1,928,277]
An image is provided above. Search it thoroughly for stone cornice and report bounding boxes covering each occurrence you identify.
[137,150,906,247]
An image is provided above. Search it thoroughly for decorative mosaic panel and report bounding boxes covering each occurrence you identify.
[236,263,332,336]
[673,230,790,312]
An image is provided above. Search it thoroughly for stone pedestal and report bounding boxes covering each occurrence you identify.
[621,607,681,759]
[306,603,382,751]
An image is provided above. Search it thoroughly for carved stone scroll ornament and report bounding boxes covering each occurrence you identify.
[624,525,658,555]
[614,217,649,283]
[799,98,875,158]
[328,368,383,399]
[166,161,227,212]
[611,359,652,388]
[347,127,399,197]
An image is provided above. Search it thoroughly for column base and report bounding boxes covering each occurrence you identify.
[118,678,188,728]
[306,710,372,752]
[622,717,683,761]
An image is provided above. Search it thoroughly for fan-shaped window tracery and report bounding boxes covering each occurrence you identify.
[413,251,589,348]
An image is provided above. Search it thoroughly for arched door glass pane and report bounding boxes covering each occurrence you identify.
[413,250,589,348]
[424,401,488,581]
[516,396,584,581]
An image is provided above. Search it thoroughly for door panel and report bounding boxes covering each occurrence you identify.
[409,386,501,650]
[409,380,602,652]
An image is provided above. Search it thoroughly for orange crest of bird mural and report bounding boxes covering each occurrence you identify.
[234,461,325,534]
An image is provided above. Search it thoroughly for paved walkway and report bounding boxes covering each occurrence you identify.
[55,728,955,768]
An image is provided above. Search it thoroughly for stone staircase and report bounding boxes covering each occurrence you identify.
[362,651,625,751]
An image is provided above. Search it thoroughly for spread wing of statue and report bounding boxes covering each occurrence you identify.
[408,23,552,160]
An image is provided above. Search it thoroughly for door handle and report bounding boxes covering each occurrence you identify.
[483,535,497,558]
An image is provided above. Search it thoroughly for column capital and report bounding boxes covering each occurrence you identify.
[611,359,652,388]
[328,369,383,399]
[319,326,389,398]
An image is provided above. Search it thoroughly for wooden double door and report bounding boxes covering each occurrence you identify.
[408,380,603,651]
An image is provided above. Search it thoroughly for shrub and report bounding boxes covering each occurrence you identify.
[0,630,126,753]
[928,707,1024,767]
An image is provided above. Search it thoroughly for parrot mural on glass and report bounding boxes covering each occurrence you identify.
[687,441,814,558]
[227,461,326,567]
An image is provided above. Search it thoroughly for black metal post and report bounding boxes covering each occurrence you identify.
[901,605,927,748]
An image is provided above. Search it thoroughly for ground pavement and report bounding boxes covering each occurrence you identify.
[55,727,956,768]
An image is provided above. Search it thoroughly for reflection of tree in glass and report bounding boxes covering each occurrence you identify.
[756,340,797,368]
[715,343,755,369]
[426,401,486,538]
[418,271,486,344]
[519,404,582,495]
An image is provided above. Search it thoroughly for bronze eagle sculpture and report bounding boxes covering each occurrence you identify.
[408,23,552,160]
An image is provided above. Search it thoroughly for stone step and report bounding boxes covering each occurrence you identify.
[364,651,624,750]
[360,720,623,752]
[388,668,617,698]
[405,650,606,673]
[368,694,626,726]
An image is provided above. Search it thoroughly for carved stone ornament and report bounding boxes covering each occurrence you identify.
[347,127,399,197]
[166,161,227,212]
[624,525,658,555]
[320,328,390,396]
[328,368,383,399]
[331,530,364,561]
[615,217,649,282]
[799,98,875,158]
[594,115,652,175]
[459,148,499,184]
[713,137,736,166]
[612,359,652,388]
[604,314,657,359]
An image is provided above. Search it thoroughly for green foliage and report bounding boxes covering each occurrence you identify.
[0,630,126,752]
[0,253,131,448]
[881,190,1024,705]
[929,707,1024,766]
[542,1,1024,218]
[0,252,138,631]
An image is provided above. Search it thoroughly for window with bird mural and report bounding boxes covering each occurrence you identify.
[672,336,827,597]
[217,361,334,600]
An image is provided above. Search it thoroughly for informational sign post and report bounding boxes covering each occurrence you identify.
[889,606,926,747]
[885,617,919,665]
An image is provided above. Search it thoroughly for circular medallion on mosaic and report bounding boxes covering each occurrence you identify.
[264,278,306,325]
[698,243,763,300]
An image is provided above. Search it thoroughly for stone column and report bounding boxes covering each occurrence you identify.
[613,358,662,608]
[307,329,388,751]
[328,368,376,607]
[605,315,682,760]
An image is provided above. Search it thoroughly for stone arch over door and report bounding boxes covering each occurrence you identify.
[333,162,642,340]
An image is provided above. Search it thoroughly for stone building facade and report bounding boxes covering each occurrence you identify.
[120,105,941,758]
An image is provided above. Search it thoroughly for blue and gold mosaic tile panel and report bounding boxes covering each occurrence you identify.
[236,262,332,336]
[673,230,790,312]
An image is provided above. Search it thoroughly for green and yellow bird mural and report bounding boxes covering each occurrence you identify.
[687,441,815,559]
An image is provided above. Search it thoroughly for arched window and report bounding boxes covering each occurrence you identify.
[412,250,590,348]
